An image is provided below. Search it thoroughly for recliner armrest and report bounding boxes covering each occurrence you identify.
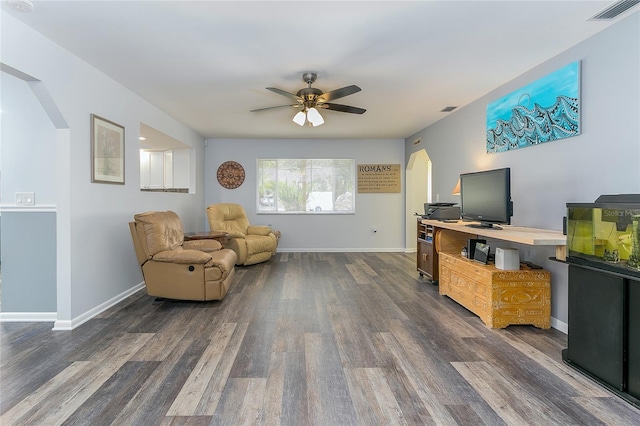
[225,230,246,239]
[152,249,212,264]
[208,249,237,274]
[247,225,271,236]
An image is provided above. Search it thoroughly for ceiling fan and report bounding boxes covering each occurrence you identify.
[251,72,366,127]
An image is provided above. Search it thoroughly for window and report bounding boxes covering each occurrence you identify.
[257,159,354,214]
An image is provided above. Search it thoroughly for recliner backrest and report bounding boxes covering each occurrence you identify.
[207,203,251,234]
[133,211,185,258]
[129,222,148,266]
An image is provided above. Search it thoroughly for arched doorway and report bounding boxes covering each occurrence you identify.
[405,149,431,251]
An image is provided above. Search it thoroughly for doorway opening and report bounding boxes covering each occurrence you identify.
[405,149,431,252]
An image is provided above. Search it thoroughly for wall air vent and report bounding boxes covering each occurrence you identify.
[441,106,457,112]
[589,0,639,20]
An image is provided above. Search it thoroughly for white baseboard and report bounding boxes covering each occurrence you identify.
[52,283,145,331]
[551,317,568,334]
[276,248,407,253]
[0,312,57,322]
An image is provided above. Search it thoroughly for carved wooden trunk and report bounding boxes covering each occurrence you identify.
[439,252,551,329]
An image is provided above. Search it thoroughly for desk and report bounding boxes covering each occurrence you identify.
[184,231,229,246]
[421,219,566,260]
[420,220,565,329]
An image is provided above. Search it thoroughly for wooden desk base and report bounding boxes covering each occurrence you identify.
[439,252,551,329]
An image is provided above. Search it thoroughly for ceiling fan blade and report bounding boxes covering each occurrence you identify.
[266,87,302,101]
[318,85,361,102]
[321,103,366,114]
[250,104,300,112]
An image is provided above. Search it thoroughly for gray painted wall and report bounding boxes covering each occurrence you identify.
[205,138,406,252]
[405,12,640,325]
[1,212,56,312]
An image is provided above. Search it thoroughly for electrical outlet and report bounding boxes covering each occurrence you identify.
[16,192,35,206]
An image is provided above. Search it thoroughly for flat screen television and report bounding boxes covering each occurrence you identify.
[460,167,512,229]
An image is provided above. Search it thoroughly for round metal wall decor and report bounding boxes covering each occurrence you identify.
[216,161,245,189]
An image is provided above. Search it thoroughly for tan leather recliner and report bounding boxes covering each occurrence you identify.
[206,203,280,266]
[129,211,236,301]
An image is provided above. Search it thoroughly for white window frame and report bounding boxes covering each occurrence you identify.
[257,158,355,214]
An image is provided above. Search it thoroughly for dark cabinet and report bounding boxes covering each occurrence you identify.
[567,266,624,389]
[564,264,640,408]
[629,279,640,400]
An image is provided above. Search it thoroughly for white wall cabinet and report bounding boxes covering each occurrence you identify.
[140,149,190,190]
[163,150,173,188]
[172,149,190,189]
[148,151,164,189]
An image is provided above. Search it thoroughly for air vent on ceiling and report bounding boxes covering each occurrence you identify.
[441,106,457,112]
[589,0,639,20]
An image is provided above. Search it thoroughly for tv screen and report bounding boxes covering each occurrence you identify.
[460,167,512,229]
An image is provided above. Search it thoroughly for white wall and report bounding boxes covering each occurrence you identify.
[1,14,207,325]
[205,138,406,251]
[1,73,57,205]
[405,12,640,327]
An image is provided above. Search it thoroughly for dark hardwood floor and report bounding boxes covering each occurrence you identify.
[2,252,639,425]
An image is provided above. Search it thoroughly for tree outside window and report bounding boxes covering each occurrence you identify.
[257,159,354,214]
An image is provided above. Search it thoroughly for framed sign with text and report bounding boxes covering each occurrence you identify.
[357,164,401,193]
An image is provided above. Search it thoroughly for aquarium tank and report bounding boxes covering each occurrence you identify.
[567,194,640,278]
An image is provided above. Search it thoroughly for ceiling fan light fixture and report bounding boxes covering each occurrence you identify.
[292,111,306,126]
[255,73,363,127]
[307,107,324,127]
[7,0,35,13]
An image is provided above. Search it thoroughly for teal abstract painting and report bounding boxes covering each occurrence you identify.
[486,61,580,153]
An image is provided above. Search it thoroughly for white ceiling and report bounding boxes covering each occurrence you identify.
[3,1,636,140]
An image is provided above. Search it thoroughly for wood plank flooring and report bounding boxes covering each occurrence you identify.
[2,252,640,425]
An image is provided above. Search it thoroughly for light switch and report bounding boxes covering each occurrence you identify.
[16,192,35,206]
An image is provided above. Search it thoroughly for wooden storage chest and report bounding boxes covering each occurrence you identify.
[439,252,551,329]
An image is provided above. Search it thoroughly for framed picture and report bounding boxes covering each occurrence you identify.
[91,114,125,184]
[486,60,581,153]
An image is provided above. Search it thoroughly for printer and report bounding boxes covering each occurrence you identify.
[423,203,461,220]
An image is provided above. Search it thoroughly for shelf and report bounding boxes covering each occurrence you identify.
[422,219,566,261]
[421,219,565,245]
[417,218,435,280]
